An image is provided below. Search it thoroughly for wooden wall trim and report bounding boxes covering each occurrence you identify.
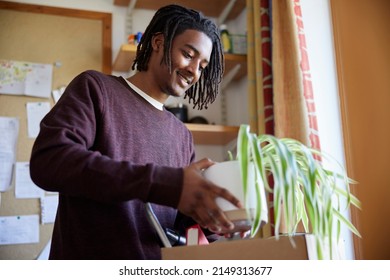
[329,0,363,260]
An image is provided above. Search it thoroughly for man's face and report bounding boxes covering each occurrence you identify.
[152,29,213,98]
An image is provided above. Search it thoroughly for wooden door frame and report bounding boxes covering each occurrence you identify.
[329,0,363,259]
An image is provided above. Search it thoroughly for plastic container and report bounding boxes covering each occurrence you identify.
[220,24,232,53]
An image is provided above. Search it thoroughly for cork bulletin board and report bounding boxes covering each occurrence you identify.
[0,1,111,259]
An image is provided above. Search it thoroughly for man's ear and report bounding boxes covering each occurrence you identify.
[151,33,164,51]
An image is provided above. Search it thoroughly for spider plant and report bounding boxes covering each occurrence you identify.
[236,124,361,259]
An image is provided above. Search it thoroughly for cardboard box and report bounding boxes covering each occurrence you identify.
[162,235,309,260]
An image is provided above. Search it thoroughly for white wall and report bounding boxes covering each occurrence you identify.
[224,9,250,127]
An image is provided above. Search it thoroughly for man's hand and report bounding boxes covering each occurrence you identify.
[177,158,243,234]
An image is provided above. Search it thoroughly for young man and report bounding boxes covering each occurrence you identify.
[30,4,242,259]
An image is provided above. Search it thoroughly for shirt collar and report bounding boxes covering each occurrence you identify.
[124,78,164,111]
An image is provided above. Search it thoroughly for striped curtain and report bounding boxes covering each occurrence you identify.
[246,0,321,236]
[272,0,321,150]
[294,1,321,151]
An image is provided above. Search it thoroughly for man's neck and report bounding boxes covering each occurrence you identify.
[125,74,164,111]
[126,72,168,104]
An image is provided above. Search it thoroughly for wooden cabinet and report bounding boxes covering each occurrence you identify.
[113,0,247,145]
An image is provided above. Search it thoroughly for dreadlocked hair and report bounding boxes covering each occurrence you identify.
[132,4,224,110]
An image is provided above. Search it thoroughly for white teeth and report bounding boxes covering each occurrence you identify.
[184,77,191,84]
[177,72,190,84]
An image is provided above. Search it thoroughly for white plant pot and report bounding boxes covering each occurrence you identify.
[203,161,268,233]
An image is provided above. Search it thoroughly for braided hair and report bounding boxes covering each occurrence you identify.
[132,4,224,110]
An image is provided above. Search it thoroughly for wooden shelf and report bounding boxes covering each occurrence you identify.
[113,44,247,81]
[113,0,246,21]
[113,44,137,72]
[224,53,247,80]
[185,124,239,145]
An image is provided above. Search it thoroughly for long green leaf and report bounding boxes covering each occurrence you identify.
[232,124,361,259]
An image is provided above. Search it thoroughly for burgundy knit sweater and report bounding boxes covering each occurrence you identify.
[30,70,195,259]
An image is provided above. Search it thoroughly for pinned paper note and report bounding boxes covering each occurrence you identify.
[15,162,44,199]
[40,195,59,224]
[26,102,50,138]
[52,85,66,103]
[37,239,51,260]
[0,116,19,192]
[0,215,40,245]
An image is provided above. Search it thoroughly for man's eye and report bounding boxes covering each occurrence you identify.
[183,51,192,59]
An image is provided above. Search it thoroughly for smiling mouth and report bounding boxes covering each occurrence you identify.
[177,71,191,85]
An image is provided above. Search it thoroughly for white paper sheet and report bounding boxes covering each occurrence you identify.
[37,239,51,260]
[15,162,44,199]
[26,102,51,138]
[0,215,40,245]
[0,116,19,191]
[52,85,66,103]
[40,195,59,224]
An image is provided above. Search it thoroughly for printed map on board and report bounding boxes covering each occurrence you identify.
[0,59,52,98]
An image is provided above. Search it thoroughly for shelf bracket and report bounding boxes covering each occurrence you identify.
[127,0,137,13]
[217,0,237,25]
[220,63,241,126]
[221,64,241,91]
[125,0,137,36]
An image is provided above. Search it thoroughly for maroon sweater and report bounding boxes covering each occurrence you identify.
[30,70,195,259]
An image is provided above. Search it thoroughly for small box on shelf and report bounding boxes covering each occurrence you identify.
[230,34,247,55]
